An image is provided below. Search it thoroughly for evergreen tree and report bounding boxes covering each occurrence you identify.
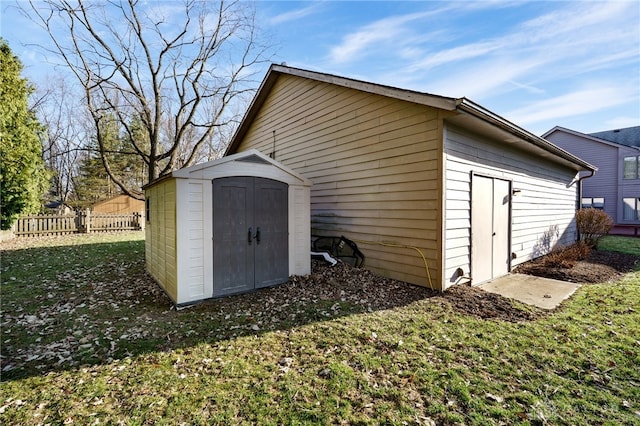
[0,39,50,229]
[119,114,148,192]
[72,114,148,207]
[73,116,121,207]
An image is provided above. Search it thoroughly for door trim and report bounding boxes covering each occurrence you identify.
[212,176,289,297]
[470,172,513,285]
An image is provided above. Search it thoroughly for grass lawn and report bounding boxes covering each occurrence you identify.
[1,232,639,425]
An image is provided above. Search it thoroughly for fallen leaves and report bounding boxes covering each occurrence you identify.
[3,233,638,425]
[2,234,545,381]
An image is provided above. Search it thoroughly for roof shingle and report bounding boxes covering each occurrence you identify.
[588,126,640,147]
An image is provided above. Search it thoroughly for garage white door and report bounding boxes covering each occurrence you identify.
[471,175,510,284]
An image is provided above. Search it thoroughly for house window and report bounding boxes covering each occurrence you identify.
[623,156,639,179]
[581,197,605,209]
[623,198,640,221]
[592,197,604,209]
[146,198,150,222]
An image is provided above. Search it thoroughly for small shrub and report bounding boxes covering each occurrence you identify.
[576,208,614,247]
[542,241,592,269]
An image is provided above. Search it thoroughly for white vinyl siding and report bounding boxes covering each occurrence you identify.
[186,182,205,299]
[290,186,311,275]
[444,125,579,288]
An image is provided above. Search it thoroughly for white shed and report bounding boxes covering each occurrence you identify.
[144,149,312,306]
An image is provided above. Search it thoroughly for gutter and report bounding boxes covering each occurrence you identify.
[577,169,596,205]
[576,169,596,242]
[455,98,597,172]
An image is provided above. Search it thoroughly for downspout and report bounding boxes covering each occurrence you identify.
[576,169,596,241]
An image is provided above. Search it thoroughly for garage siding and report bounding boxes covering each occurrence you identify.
[443,125,579,288]
[235,74,442,289]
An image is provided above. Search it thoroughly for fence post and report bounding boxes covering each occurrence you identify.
[85,209,91,233]
[76,210,84,233]
[138,211,145,231]
[133,212,144,231]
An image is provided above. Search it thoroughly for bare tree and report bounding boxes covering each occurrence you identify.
[25,0,271,198]
[33,75,86,204]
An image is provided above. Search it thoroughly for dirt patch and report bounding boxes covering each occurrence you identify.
[440,284,542,322]
[514,249,639,283]
[287,261,539,323]
[295,248,637,322]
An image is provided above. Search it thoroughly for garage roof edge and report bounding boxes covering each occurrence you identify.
[225,65,597,172]
[225,64,458,156]
[456,99,597,172]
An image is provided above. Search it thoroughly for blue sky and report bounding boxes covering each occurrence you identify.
[2,0,639,136]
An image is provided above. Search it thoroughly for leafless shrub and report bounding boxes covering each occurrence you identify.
[576,208,614,247]
[542,241,592,269]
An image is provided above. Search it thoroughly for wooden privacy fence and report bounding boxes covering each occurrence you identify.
[13,211,145,237]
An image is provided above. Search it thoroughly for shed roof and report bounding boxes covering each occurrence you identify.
[225,64,596,173]
[144,149,312,189]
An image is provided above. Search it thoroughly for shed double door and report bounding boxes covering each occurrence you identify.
[213,177,288,297]
[471,175,511,284]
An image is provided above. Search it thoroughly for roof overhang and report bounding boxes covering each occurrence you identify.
[225,64,597,173]
[448,100,597,172]
[224,64,458,156]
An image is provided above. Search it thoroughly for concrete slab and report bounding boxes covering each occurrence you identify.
[479,274,581,310]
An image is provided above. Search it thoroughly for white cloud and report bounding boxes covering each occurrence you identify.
[418,57,546,99]
[327,8,454,64]
[407,40,503,72]
[377,0,638,104]
[506,87,635,125]
[269,3,323,25]
[520,0,630,42]
[506,80,545,95]
[604,116,640,129]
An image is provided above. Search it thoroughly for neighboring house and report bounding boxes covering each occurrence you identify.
[543,126,640,226]
[91,194,145,214]
[44,200,73,215]
[225,64,596,291]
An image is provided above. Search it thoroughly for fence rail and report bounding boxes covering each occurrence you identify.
[13,211,144,237]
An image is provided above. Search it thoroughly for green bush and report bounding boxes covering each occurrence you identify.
[576,208,614,247]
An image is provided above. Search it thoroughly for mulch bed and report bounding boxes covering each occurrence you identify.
[513,249,639,283]
[287,261,541,323]
[298,247,638,323]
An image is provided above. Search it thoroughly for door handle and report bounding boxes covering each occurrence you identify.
[248,227,252,245]
[255,227,261,244]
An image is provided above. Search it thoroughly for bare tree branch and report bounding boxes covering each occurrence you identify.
[25,0,272,198]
